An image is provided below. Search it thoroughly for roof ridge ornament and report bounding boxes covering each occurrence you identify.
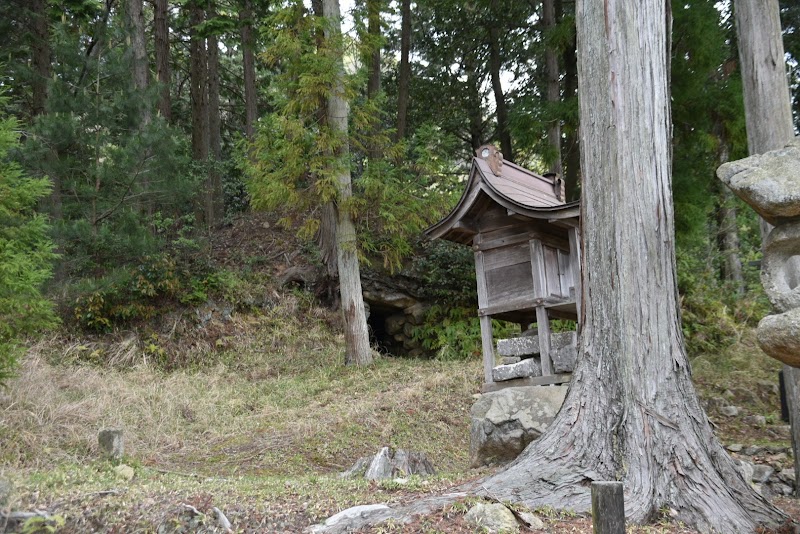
[477,144,504,176]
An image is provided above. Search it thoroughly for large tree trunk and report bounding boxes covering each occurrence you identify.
[464,55,484,154]
[239,0,258,140]
[474,1,786,531]
[733,0,794,244]
[543,0,561,176]
[322,0,373,367]
[487,11,512,162]
[395,0,411,141]
[207,30,223,226]
[154,0,172,121]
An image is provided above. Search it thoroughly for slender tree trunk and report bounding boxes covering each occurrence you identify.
[474,2,786,531]
[207,30,223,226]
[189,2,208,163]
[733,0,794,244]
[154,0,172,121]
[240,0,258,140]
[365,0,381,161]
[543,0,561,176]
[30,0,50,119]
[714,138,744,293]
[322,0,373,366]
[126,0,150,128]
[464,55,484,153]
[395,0,411,141]
[562,30,580,200]
[487,12,512,162]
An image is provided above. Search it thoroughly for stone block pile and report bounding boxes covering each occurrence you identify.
[492,331,577,382]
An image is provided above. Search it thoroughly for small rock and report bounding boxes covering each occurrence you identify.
[752,464,775,484]
[311,504,391,532]
[113,464,135,481]
[726,443,744,453]
[464,503,519,533]
[737,459,755,483]
[743,415,767,428]
[0,479,11,507]
[518,511,546,530]
[773,482,794,496]
[720,406,739,417]
[98,428,124,459]
[339,456,371,479]
[779,468,796,484]
[501,356,521,365]
[742,446,764,456]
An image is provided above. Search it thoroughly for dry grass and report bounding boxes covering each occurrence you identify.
[0,294,482,482]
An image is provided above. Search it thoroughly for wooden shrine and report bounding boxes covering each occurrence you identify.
[425,144,581,391]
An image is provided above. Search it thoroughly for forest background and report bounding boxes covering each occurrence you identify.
[1,0,800,388]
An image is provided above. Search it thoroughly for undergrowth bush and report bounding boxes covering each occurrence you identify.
[71,254,240,332]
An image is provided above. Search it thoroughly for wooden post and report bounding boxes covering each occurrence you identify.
[591,481,625,534]
[783,365,800,497]
[474,236,494,384]
[530,239,554,375]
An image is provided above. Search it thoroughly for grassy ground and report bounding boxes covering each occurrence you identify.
[0,285,793,533]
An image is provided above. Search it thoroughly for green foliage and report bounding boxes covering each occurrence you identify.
[243,2,456,272]
[21,514,65,534]
[0,102,58,384]
[71,254,234,332]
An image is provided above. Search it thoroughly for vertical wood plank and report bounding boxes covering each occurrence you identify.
[784,364,800,497]
[474,235,494,384]
[591,481,625,534]
[568,226,582,319]
[530,239,547,299]
[558,249,572,297]
[536,306,554,376]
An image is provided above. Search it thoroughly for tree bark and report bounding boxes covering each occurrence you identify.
[714,138,744,293]
[207,29,223,226]
[543,0,561,176]
[30,0,50,119]
[322,0,373,366]
[126,0,151,128]
[239,0,258,140]
[486,11,513,162]
[395,0,411,141]
[473,1,786,531]
[154,0,172,121]
[562,29,580,200]
[189,2,209,165]
[464,55,484,154]
[365,0,381,161]
[733,0,794,244]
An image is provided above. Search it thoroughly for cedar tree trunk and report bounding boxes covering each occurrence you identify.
[126,0,150,128]
[733,0,794,244]
[475,1,786,531]
[543,0,561,176]
[207,30,223,226]
[395,0,411,141]
[322,0,373,366]
[487,8,512,162]
[154,0,172,121]
[240,0,258,140]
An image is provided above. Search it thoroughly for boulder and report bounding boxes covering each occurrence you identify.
[491,358,542,382]
[752,464,775,484]
[310,504,391,533]
[761,222,800,312]
[464,503,519,534]
[470,386,567,467]
[716,137,800,225]
[757,308,800,367]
